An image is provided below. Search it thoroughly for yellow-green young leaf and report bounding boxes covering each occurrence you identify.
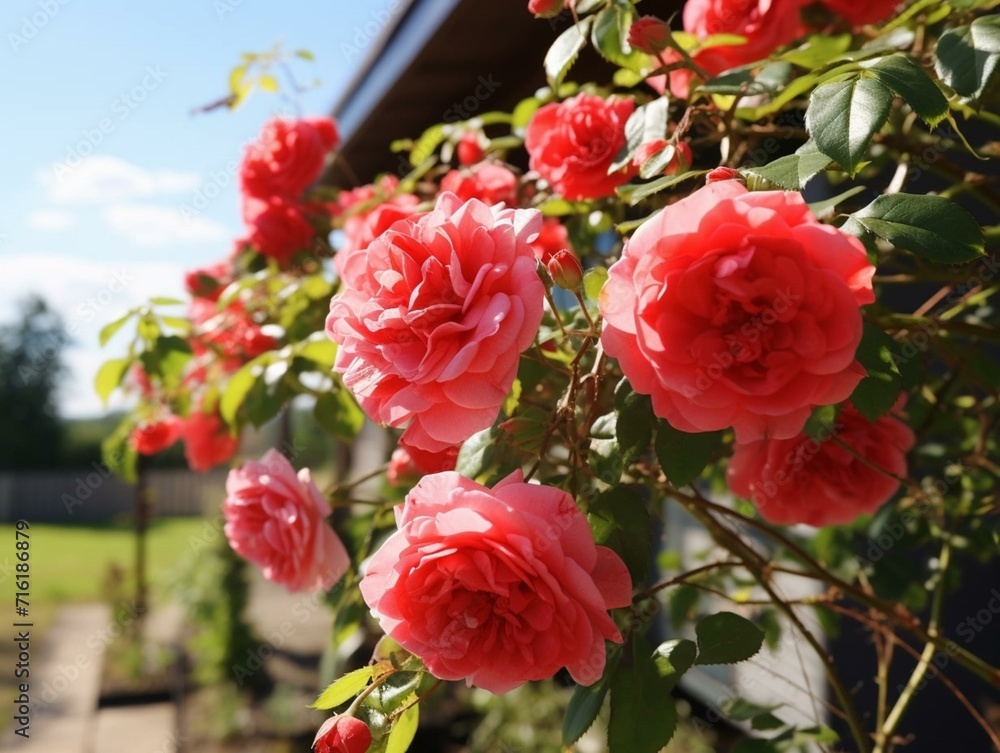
[545,16,594,89]
[386,704,419,753]
[99,312,133,346]
[295,49,315,61]
[220,362,261,425]
[95,358,131,404]
[310,666,373,710]
[296,337,338,370]
[259,73,279,93]
[583,267,608,302]
[149,296,184,306]
[409,123,447,168]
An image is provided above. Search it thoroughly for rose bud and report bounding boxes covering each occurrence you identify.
[547,249,584,291]
[313,716,372,753]
[705,166,745,184]
[527,0,564,18]
[629,16,671,54]
[457,131,485,165]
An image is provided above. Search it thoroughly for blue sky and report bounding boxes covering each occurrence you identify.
[1,0,399,417]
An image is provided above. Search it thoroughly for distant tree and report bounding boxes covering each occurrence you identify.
[0,296,68,469]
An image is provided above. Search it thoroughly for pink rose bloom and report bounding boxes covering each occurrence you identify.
[360,471,632,693]
[131,415,184,455]
[525,93,636,200]
[727,402,915,526]
[600,181,875,442]
[313,716,372,753]
[822,0,900,26]
[240,116,339,200]
[337,176,421,256]
[387,442,459,487]
[327,192,545,452]
[529,217,572,265]
[224,449,350,592]
[243,196,316,265]
[528,0,565,17]
[439,163,519,207]
[183,410,239,472]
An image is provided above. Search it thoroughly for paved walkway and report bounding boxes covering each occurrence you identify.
[1,604,109,752]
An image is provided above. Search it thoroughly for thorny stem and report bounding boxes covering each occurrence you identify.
[874,539,951,753]
[670,491,874,753]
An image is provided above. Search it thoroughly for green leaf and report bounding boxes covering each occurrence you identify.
[847,193,985,263]
[613,97,669,172]
[852,323,903,421]
[296,336,338,370]
[935,15,1000,101]
[295,49,315,61]
[545,16,594,89]
[587,487,651,583]
[562,646,621,746]
[655,420,723,488]
[806,73,893,175]
[653,638,697,690]
[409,123,447,168]
[583,267,608,302]
[148,296,184,306]
[386,704,419,753]
[591,5,652,72]
[220,362,260,425]
[722,698,782,723]
[864,54,949,126]
[616,170,705,205]
[742,150,832,191]
[694,612,765,665]
[244,376,285,428]
[456,427,496,480]
[99,312,133,346]
[608,637,678,753]
[614,379,653,458]
[95,357,131,404]
[589,413,624,484]
[807,185,868,217]
[311,666,373,709]
[314,390,365,441]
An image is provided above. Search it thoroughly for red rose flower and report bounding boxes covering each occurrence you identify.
[529,217,572,265]
[684,0,806,74]
[243,196,316,265]
[327,193,545,453]
[439,163,519,206]
[313,715,372,753]
[727,402,915,526]
[822,0,900,26]
[224,450,350,592]
[130,415,184,455]
[189,299,276,361]
[184,260,232,302]
[528,0,565,18]
[525,93,635,200]
[183,410,239,472]
[600,181,875,442]
[360,471,632,693]
[240,117,339,200]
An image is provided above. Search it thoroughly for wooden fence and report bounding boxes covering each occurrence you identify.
[0,467,228,522]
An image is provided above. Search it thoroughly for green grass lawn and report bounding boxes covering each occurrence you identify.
[0,516,209,605]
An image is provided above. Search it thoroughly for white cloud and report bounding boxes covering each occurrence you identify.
[1,253,190,419]
[102,203,228,246]
[39,155,201,204]
[28,209,76,231]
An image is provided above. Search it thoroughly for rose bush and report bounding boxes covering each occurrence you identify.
[97,5,1000,751]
